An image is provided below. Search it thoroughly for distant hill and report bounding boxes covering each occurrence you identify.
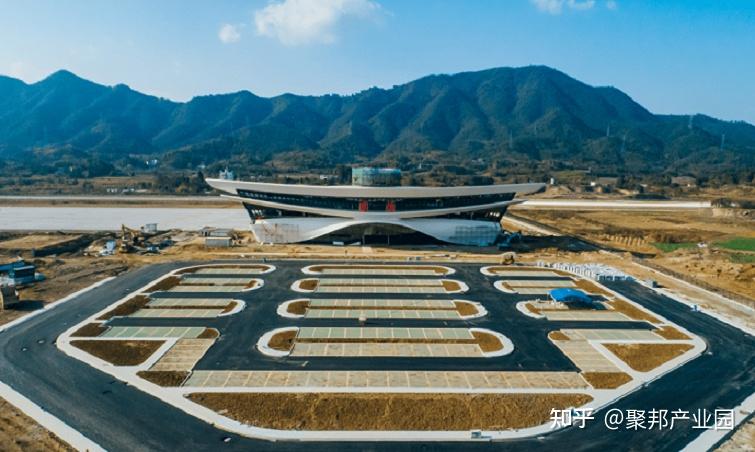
[0,66,753,178]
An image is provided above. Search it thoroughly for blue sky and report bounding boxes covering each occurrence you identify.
[1,0,754,123]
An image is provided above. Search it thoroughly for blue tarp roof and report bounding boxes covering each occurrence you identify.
[549,288,592,303]
[0,260,25,274]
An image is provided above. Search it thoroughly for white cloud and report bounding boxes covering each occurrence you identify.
[218,23,242,44]
[530,0,596,14]
[606,0,618,10]
[254,0,380,46]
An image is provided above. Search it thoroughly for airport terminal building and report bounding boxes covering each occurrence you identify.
[206,168,544,246]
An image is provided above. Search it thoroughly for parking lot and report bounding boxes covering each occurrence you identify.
[93,262,671,374]
[2,259,747,451]
[59,260,707,442]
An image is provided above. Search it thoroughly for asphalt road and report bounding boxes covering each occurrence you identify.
[0,261,752,452]
[109,264,646,372]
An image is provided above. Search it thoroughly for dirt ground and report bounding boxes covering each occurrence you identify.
[137,371,190,387]
[97,295,150,320]
[0,253,130,326]
[548,331,570,341]
[71,323,107,337]
[716,417,755,452]
[70,340,164,366]
[471,331,503,352]
[580,372,633,389]
[654,326,690,340]
[608,299,661,323]
[269,330,297,351]
[515,209,754,301]
[188,392,593,430]
[0,397,73,452]
[0,234,82,250]
[454,301,479,316]
[603,343,693,372]
[286,300,308,315]
[142,276,181,292]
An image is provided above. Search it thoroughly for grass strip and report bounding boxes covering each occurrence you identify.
[581,372,632,389]
[188,392,593,430]
[71,340,164,366]
[603,343,693,372]
[137,371,190,387]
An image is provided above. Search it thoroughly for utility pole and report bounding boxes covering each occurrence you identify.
[720,133,726,152]
[606,124,611,137]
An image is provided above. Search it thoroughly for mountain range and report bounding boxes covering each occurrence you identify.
[0,65,753,178]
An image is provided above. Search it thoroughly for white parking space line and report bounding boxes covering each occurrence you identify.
[290,343,483,357]
[512,288,555,295]
[297,327,474,340]
[129,308,223,318]
[304,309,461,319]
[167,285,245,293]
[314,286,448,294]
[307,298,456,308]
[320,269,440,276]
[554,341,620,372]
[181,277,254,285]
[150,339,215,371]
[492,270,561,277]
[100,326,205,339]
[562,329,661,341]
[184,370,588,389]
[543,311,630,321]
[506,280,576,288]
[317,278,443,287]
[147,298,232,308]
[194,268,265,275]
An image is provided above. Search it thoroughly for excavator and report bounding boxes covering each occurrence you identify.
[119,225,158,254]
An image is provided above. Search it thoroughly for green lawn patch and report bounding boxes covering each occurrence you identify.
[715,237,755,252]
[729,253,755,264]
[652,242,697,253]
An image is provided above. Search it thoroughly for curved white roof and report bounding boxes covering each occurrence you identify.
[206,178,545,198]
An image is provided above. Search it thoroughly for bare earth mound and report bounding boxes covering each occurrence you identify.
[604,343,693,372]
[581,372,633,389]
[71,340,164,366]
[188,392,593,430]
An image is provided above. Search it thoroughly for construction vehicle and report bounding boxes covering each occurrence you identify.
[499,252,516,265]
[119,224,159,254]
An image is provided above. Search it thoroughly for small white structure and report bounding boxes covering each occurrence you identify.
[141,223,158,233]
[205,237,232,248]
